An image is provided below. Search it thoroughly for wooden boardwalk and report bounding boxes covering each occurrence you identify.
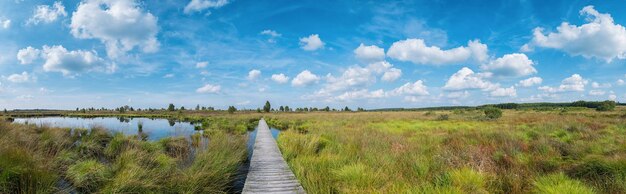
[242,118,306,194]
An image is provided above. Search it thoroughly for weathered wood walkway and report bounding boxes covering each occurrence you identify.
[242,118,305,194]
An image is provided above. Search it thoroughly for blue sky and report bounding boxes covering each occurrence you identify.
[1,0,626,110]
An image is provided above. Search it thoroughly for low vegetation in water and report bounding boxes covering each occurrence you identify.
[270,108,626,193]
[0,117,249,193]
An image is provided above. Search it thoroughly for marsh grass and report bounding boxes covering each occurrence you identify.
[0,116,250,193]
[271,109,626,193]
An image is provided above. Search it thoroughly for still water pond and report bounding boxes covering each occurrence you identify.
[13,117,201,141]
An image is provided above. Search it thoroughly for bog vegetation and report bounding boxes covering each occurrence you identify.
[268,107,626,193]
[1,101,625,193]
[0,115,257,193]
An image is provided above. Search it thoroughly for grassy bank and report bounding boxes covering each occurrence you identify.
[270,109,626,193]
[0,117,250,193]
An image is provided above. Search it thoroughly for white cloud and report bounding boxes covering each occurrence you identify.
[247,69,261,80]
[163,74,174,78]
[1,19,10,29]
[388,80,429,96]
[523,6,626,62]
[538,74,588,93]
[291,70,320,87]
[7,72,34,83]
[609,94,617,101]
[17,46,40,65]
[196,61,208,68]
[260,30,281,43]
[40,45,112,76]
[324,66,374,92]
[381,68,401,82]
[443,67,498,91]
[335,89,385,101]
[70,0,159,58]
[299,34,324,51]
[589,90,606,96]
[27,1,66,25]
[184,0,229,14]
[617,79,625,86]
[490,86,517,97]
[480,53,536,77]
[196,84,221,93]
[271,73,289,84]
[387,39,488,65]
[354,43,385,62]
[518,77,543,87]
[445,91,470,99]
[591,82,611,88]
[236,100,251,105]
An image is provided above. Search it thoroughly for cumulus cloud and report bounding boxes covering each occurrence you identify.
[260,29,281,43]
[589,90,606,96]
[292,70,320,87]
[41,45,113,76]
[387,39,488,65]
[1,19,10,29]
[324,66,374,92]
[247,69,261,80]
[490,86,517,97]
[617,79,625,86]
[335,89,385,101]
[480,53,536,77]
[443,67,498,91]
[70,0,159,58]
[538,74,588,93]
[17,45,112,76]
[6,72,34,83]
[196,84,221,93]
[388,80,429,96]
[299,34,324,51]
[27,1,67,25]
[354,43,385,63]
[517,77,543,87]
[591,82,611,88]
[184,0,229,14]
[271,73,289,84]
[17,46,41,65]
[523,6,626,62]
[196,61,208,68]
[609,94,617,101]
[381,68,402,82]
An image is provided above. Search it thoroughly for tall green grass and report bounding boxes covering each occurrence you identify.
[272,109,626,193]
[0,117,249,193]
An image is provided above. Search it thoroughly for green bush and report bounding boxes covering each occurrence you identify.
[483,107,503,119]
[595,101,616,111]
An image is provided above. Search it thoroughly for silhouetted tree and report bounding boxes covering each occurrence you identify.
[263,101,271,112]
[167,103,175,111]
[228,106,237,114]
[195,104,200,111]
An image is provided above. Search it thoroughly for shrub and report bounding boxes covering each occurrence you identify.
[483,107,503,119]
[436,114,449,121]
[596,101,616,111]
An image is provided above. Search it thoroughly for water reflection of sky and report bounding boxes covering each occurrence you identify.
[13,117,200,141]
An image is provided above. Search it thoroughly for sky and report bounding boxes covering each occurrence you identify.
[1,0,626,110]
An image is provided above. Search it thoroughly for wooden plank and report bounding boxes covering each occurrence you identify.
[242,118,305,194]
